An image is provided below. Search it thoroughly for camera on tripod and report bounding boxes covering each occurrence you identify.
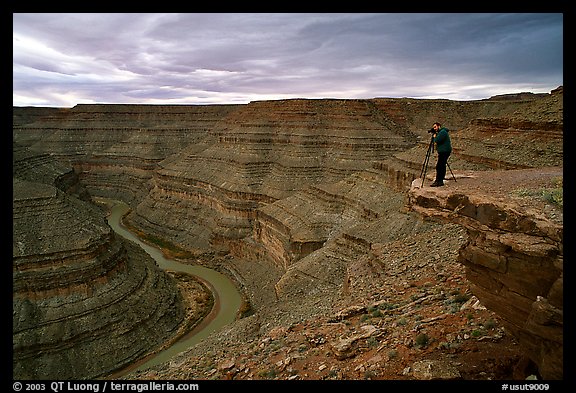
[420,125,456,187]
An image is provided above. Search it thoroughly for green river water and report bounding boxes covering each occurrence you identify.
[103,199,242,375]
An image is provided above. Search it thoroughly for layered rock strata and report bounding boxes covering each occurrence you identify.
[374,89,563,191]
[14,104,240,205]
[406,167,563,379]
[12,145,188,379]
[12,88,563,379]
[13,93,562,250]
[269,168,446,301]
[126,99,416,257]
[255,170,396,270]
[13,143,90,201]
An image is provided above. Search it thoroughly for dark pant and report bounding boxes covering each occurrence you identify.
[435,151,451,183]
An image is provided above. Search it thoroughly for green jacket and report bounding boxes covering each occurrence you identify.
[434,127,452,154]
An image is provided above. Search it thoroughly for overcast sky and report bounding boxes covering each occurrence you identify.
[13,13,563,107]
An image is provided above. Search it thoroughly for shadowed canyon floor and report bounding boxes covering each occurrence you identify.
[13,88,563,380]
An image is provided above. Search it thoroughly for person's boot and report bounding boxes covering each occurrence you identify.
[430,181,444,187]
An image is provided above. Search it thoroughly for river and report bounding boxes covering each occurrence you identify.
[101,199,242,375]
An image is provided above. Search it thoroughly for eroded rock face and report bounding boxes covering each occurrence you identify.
[13,89,563,379]
[406,168,563,379]
[12,149,186,379]
[13,92,563,265]
[13,104,241,205]
[126,99,417,259]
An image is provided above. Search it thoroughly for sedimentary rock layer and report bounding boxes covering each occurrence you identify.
[406,168,563,379]
[13,143,91,201]
[126,99,417,256]
[14,104,241,205]
[12,89,563,379]
[12,179,186,380]
[13,93,563,258]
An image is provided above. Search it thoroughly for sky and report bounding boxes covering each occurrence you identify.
[13,13,563,107]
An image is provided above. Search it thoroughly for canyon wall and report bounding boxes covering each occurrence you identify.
[406,167,563,379]
[12,146,187,379]
[12,87,563,378]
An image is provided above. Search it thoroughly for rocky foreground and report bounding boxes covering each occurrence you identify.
[13,87,563,380]
[127,167,562,381]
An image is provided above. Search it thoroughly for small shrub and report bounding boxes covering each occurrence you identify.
[439,341,460,350]
[367,336,379,348]
[512,180,563,209]
[483,319,497,330]
[513,188,533,198]
[541,188,563,207]
[258,368,277,379]
[379,302,398,310]
[415,333,429,348]
[453,293,471,304]
[267,339,283,353]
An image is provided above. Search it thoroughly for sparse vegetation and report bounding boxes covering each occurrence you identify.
[483,318,497,330]
[367,336,379,348]
[512,176,563,208]
[363,370,376,380]
[378,302,399,310]
[415,333,429,348]
[443,291,471,313]
[453,292,472,304]
[129,227,195,259]
[258,368,278,379]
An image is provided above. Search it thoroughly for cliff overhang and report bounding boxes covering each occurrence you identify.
[406,167,563,380]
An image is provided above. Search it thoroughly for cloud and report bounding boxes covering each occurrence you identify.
[13,13,563,107]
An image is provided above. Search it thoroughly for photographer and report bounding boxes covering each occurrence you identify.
[429,122,452,187]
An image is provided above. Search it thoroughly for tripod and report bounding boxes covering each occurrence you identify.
[420,135,456,187]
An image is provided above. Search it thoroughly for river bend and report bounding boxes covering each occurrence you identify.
[103,199,242,375]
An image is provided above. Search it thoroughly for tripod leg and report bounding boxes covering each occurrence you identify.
[420,150,429,182]
[421,155,429,187]
[447,160,456,182]
[420,138,434,187]
[419,143,430,179]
